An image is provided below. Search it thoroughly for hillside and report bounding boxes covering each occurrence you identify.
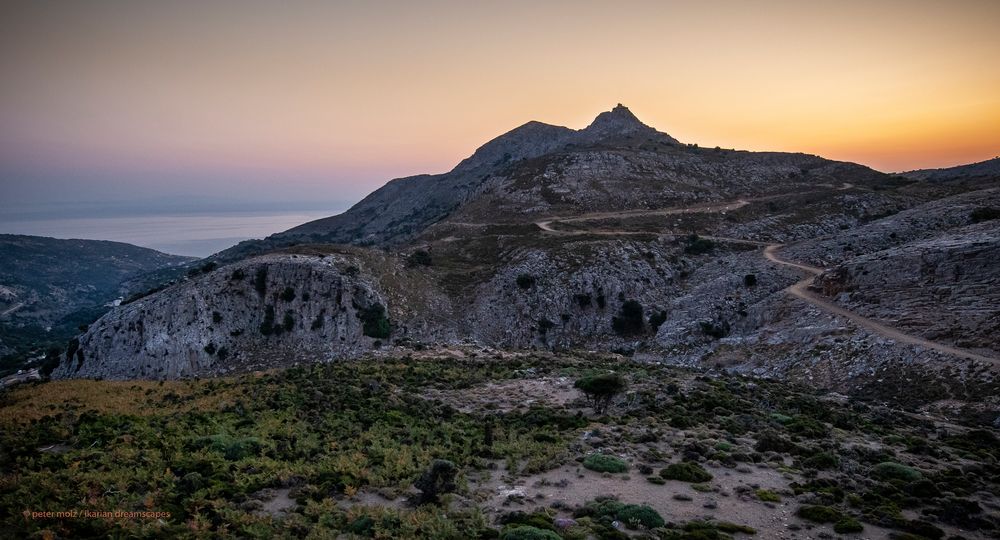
[48,107,1000,420]
[0,234,192,375]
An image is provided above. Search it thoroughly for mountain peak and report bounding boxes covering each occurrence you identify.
[581,103,676,143]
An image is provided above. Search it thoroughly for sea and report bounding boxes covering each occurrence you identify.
[0,210,338,258]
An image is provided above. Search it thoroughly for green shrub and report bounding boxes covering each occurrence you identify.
[660,461,713,483]
[803,451,839,470]
[583,454,628,473]
[617,504,665,529]
[797,505,842,523]
[280,286,296,302]
[756,489,781,502]
[576,499,664,530]
[870,462,923,483]
[500,526,560,540]
[358,303,390,338]
[834,517,863,533]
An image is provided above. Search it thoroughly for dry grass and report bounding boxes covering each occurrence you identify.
[0,378,240,425]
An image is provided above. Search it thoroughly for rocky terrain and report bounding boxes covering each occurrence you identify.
[0,235,192,375]
[38,106,1000,421]
[4,105,1000,540]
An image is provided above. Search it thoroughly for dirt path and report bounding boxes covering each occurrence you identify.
[0,302,24,318]
[536,199,749,233]
[535,197,999,366]
[763,244,999,365]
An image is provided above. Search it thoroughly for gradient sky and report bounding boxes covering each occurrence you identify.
[2,0,999,215]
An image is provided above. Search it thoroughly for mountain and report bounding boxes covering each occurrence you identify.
[0,234,193,374]
[903,156,1000,181]
[50,106,1000,420]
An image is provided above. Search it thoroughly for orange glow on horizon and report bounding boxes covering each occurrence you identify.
[2,0,999,206]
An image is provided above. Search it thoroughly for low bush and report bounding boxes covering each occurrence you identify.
[583,454,628,473]
[756,489,781,502]
[834,517,864,533]
[797,504,842,523]
[500,526,560,540]
[660,461,713,483]
[870,462,923,483]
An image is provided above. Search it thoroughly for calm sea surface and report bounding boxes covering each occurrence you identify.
[0,211,336,258]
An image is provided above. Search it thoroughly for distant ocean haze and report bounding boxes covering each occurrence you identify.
[0,211,338,257]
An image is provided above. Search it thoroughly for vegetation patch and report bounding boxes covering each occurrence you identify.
[660,461,713,483]
[583,453,628,473]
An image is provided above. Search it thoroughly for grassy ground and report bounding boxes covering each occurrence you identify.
[1,351,998,539]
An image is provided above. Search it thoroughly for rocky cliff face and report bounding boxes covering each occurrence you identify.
[53,250,452,379]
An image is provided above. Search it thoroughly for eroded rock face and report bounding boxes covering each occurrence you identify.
[53,254,395,379]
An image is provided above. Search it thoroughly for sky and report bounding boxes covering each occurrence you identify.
[1,0,999,217]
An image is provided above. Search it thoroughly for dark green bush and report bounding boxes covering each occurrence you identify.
[617,504,665,529]
[500,526,560,540]
[660,462,713,483]
[797,505,842,523]
[870,462,923,483]
[516,274,536,289]
[583,454,628,473]
[834,517,864,533]
[280,287,296,302]
[803,451,839,470]
[358,303,390,338]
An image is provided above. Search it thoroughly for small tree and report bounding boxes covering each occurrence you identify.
[413,459,457,504]
[575,373,627,414]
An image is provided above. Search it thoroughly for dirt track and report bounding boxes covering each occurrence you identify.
[534,197,999,365]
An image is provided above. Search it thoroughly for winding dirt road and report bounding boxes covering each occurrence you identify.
[533,197,999,365]
[762,245,998,365]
